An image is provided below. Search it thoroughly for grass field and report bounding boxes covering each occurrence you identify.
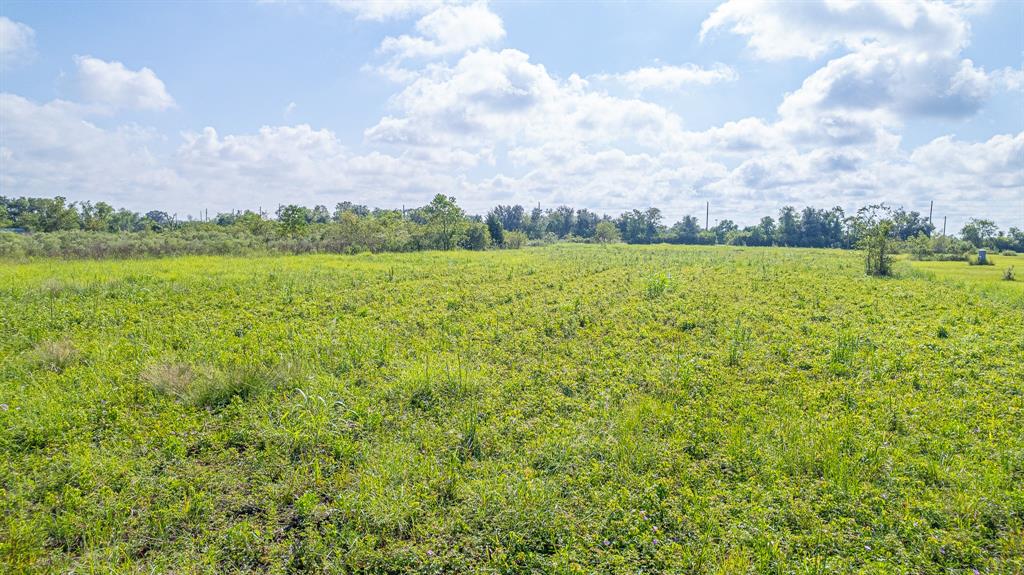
[2,245,1022,574]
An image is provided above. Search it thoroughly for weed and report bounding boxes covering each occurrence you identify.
[31,339,79,372]
[140,362,195,398]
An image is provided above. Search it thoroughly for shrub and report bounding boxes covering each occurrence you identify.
[968,254,995,266]
[460,222,492,251]
[861,221,894,276]
[644,273,671,299]
[1002,250,1017,256]
[1003,267,1016,281]
[503,231,527,249]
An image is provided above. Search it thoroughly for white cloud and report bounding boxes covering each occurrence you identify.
[0,17,35,69]
[367,48,684,151]
[1,0,1019,230]
[910,132,1024,187]
[596,63,738,92]
[74,55,176,111]
[0,93,183,206]
[330,0,446,21]
[379,2,505,61]
[700,0,969,60]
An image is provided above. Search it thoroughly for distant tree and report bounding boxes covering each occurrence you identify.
[960,218,998,248]
[36,197,81,232]
[777,206,800,246]
[573,209,600,238]
[525,206,547,239]
[423,194,465,250]
[311,205,331,224]
[79,201,114,231]
[485,212,504,246]
[0,204,10,228]
[594,220,621,244]
[334,201,370,220]
[461,221,492,250]
[668,215,701,244]
[145,211,172,228]
[712,219,738,244]
[547,206,576,238]
[276,205,310,236]
[491,205,525,232]
[617,208,662,243]
[891,208,934,240]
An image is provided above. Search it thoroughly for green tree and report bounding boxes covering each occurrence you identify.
[960,218,998,248]
[594,220,621,244]
[461,222,492,250]
[276,205,310,237]
[0,204,11,228]
[424,194,465,250]
[776,206,800,246]
[485,212,504,246]
[862,219,895,276]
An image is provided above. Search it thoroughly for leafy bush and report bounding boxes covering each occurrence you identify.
[502,230,527,249]
[968,254,995,266]
[1003,267,1016,281]
[861,221,894,276]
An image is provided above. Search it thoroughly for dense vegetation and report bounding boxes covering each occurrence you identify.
[1,245,1021,573]
[3,195,1021,259]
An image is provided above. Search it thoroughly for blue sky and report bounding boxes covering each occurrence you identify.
[1,1,1021,230]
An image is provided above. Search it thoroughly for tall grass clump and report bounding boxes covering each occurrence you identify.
[31,339,79,372]
[140,362,195,398]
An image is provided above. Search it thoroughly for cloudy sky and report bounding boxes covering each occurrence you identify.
[1,1,1021,230]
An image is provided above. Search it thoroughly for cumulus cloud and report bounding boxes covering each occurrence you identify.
[75,55,176,111]
[700,0,969,60]
[330,0,446,21]
[367,48,684,151]
[595,63,738,92]
[1,0,1019,229]
[0,17,35,69]
[379,2,504,61]
[0,93,183,206]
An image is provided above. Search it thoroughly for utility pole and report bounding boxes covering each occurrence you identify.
[928,201,933,224]
[705,201,709,231]
[942,216,947,236]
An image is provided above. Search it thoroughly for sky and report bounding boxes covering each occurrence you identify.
[0,0,1022,231]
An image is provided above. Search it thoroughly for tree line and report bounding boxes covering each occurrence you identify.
[2,194,1022,258]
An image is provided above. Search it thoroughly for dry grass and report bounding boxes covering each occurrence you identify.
[140,362,196,398]
[32,339,79,372]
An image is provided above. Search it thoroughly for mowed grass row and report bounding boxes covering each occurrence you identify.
[1,245,1022,574]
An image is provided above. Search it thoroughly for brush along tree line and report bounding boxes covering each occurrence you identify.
[2,195,1021,260]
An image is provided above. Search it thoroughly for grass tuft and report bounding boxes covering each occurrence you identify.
[31,339,79,372]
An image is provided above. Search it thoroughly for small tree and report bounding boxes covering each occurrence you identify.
[423,194,465,250]
[485,212,504,246]
[461,222,492,250]
[907,233,933,260]
[276,205,310,237]
[594,220,621,244]
[862,220,894,276]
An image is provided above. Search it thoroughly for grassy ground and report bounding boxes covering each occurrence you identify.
[1,245,1022,574]
[908,257,1022,306]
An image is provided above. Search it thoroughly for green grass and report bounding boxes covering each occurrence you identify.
[1,245,1022,573]
[909,258,1023,306]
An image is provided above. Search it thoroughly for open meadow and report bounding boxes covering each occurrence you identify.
[1,244,1022,574]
